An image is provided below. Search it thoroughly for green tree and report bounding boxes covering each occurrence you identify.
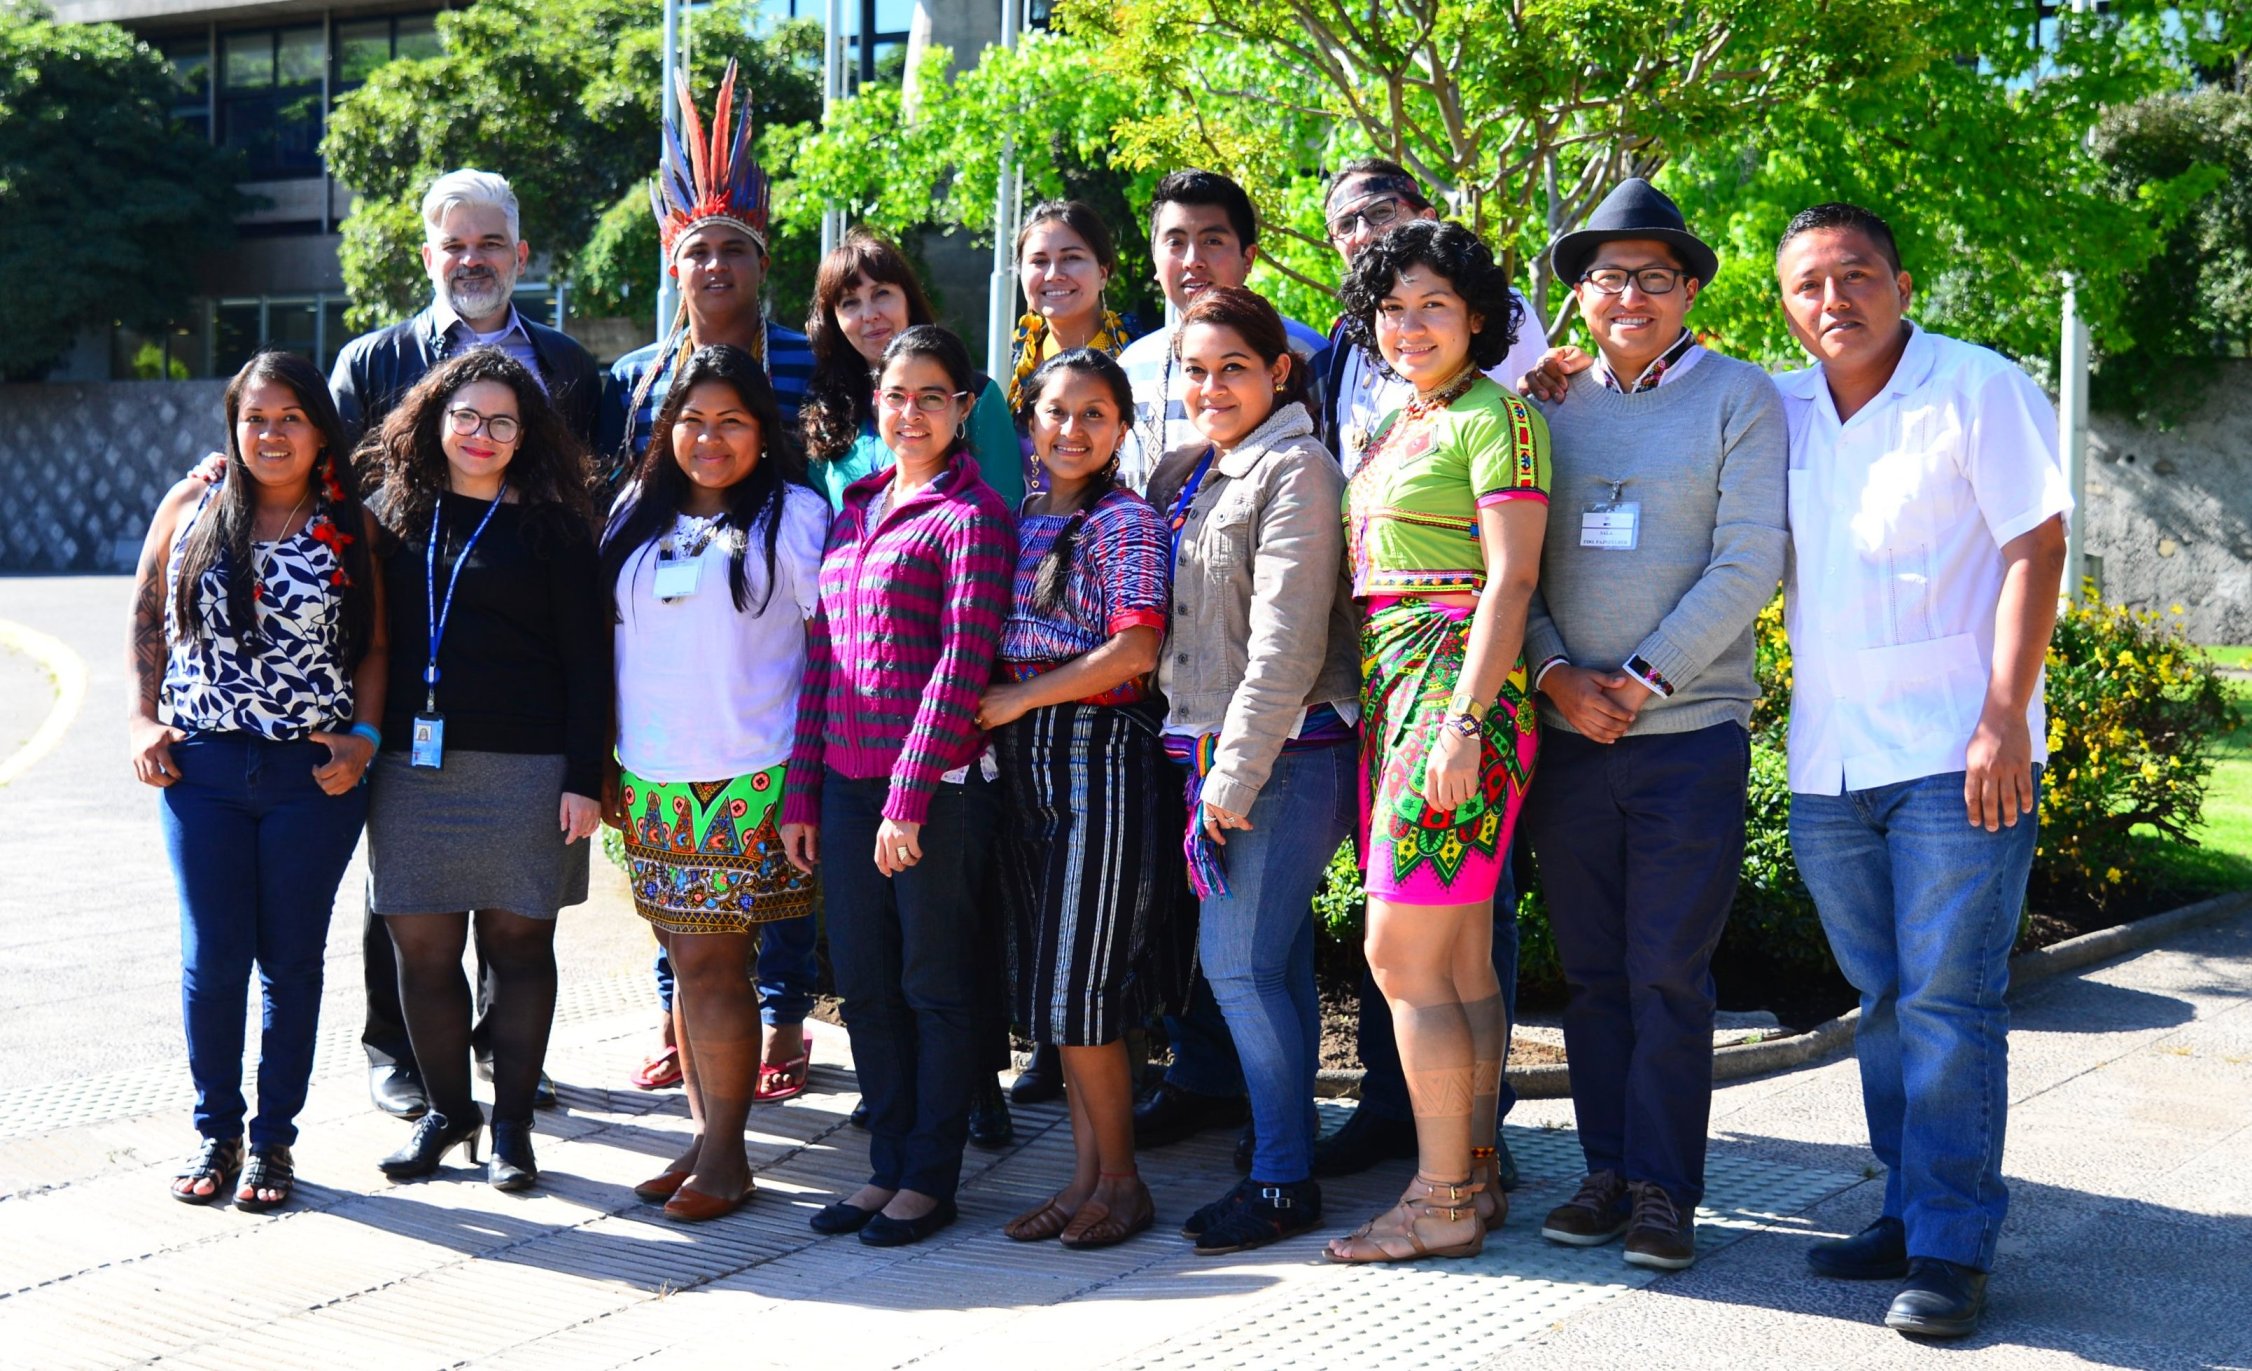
[0,2,239,381]
[2087,78,2252,421]
[321,0,820,332]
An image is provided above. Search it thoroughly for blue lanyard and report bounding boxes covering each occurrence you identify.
[1166,446,1216,568]
[422,487,506,711]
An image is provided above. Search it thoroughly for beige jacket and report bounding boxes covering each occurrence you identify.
[1149,402,1360,816]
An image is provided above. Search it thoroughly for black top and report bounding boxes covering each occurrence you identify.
[328,304,602,451]
[378,492,609,796]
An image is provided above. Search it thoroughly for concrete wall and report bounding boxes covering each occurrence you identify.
[2084,361,2252,644]
[0,381,231,573]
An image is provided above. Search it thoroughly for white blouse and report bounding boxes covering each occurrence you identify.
[612,485,830,783]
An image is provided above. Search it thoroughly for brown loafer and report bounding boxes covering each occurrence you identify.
[633,1169,692,1203]
[663,1183,754,1223]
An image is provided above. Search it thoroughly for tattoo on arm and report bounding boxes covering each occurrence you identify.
[129,546,168,716]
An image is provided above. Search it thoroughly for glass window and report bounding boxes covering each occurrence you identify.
[267,301,321,361]
[276,27,324,86]
[335,20,393,85]
[222,31,272,90]
[214,303,263,378]
[395,14,441,61]
[873,0,914,33]
[320,300,351,372]
[163,39,212,139]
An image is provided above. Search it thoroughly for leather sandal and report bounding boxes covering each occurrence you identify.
[1003,1195,1076,1242]
[171,1136,242,1206]
[1325,1174,1487,1264]
[1469,1145,1509,1231]
[1060,1177,1155,1250]
[235,1145,296,1213]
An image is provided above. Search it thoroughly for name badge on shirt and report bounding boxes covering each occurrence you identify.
[410,713,445,769]
[1580,501,1641,551]
[652,555,702,601]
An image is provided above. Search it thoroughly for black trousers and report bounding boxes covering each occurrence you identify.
[1520,721,1749,1207]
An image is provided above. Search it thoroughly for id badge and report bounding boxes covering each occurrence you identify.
[410,713,445,769]
[652,556,702,601]
[1580,501,1641,551]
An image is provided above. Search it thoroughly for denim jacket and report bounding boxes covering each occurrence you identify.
[1147,401,1359,816]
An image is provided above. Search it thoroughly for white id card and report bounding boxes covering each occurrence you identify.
[653,556,702,601]
[410,713,445,769]
[1580,502,1641,551]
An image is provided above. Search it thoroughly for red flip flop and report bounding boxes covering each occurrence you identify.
[631,1045,682,1091]
[754,1034,813,1102]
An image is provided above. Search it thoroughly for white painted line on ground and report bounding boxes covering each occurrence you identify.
[0,618,87,787]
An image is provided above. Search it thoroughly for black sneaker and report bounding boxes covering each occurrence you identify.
[1886,1258,1988,1339]
[1310,1108,1418,1177]
[1620,1180,1696,1270]
[1809,1216,1910,1280]
[1193,1178,1323,1255]
[1132,1082,1249,1149]
[1540,1169,1630,1246]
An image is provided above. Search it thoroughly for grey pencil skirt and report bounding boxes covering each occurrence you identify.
[367,750,590,920]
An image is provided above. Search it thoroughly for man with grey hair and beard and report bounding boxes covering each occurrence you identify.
[328,168,600,448]
[328,169,598,1122]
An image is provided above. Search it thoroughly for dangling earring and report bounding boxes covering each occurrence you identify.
[955,418,969,441]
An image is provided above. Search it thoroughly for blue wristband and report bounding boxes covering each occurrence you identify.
[349,722,382,749]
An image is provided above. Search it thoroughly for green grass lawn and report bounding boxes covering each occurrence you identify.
[2138,673,2252,897]
[2200,644,2252,672]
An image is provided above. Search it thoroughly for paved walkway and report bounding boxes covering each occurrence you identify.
[4,578,2248,1369]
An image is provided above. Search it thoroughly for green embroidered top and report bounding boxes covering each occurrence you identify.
[1345,376,1551,599]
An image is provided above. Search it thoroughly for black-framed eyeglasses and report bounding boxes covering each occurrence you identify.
[1579,267,1686,296]
[875,388,969,414]
[444,406,520,442]
[1326,196,1409,242]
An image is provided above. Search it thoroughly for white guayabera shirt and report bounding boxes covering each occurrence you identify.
[1777,323,2074,796]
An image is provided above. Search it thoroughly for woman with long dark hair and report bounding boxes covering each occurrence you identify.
[128,350,386,1211]
[600,345,826,1221]
[362,347,607,1193]
[977,347,1179,1248]
[802,228,1022,511]
[1008,201,1135,412]
[781,325,1016,1247]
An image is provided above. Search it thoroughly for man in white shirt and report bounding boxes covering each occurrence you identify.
[1112,170,1330,493]
[1316,158,1548,474]
[1774,203,2070,1340]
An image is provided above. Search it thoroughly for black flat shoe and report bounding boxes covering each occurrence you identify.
[1886,1258,1988,1339]
[1311,1107,1418,1178]
[1809,1216,1910,1280]
[378,1109,482,1179]
[368,1064,429,1121]
[488,1117,539,1191]
[1010,1045,1064,1105]
[848,1101,869,1129]
[860,1198,959,1247]
[1193,1179,1321,1255]
[1132,1081,1248,1149]
[968,1075,1015,1150]
[1232,1123,1255,1174]
[809,1199,881,1235]
[532,1071,559,1111]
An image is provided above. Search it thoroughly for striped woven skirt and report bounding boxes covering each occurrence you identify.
[993,700,1187,1046]
[618,762,816,935]
[1359,595,1539,906]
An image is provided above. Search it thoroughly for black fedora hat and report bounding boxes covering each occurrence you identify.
[1547,178,1719,288]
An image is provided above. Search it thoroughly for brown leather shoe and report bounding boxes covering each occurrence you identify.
[664,1183,754,1223]
[632,1168,692,1203]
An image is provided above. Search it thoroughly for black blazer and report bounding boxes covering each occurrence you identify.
[327,305,601,451]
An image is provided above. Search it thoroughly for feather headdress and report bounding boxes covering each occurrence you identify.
[650,59,769,263]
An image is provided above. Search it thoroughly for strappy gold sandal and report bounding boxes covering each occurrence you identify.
[1324,1174,1486,1264]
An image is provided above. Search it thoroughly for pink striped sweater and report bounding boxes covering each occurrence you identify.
[784,450,1018,827]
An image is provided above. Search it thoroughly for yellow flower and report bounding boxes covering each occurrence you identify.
[2105,867,2123,884]
[2117,650,2138,668]
[2140,761,2161,781]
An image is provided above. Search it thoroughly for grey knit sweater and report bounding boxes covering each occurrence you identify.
[1523,356,1788,736]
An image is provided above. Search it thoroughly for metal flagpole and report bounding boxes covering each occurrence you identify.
[984,0,1021,381]
[2059,274,2091,600]
[822,0,846,259]
[656,0,681,339]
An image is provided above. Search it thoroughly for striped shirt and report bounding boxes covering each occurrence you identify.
[783,451,1018,827]
[597,320,818,484]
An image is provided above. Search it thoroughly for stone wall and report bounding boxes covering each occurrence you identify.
[0,380,230,573]
[2085,360,2252,644]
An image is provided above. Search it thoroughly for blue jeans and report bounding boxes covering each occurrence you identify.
[822,768,997,1200]
[1789,769,2037,1272]
[653,904,819,1026]
[1357,853,1519,1128]
[1522,723,1749,1206]
[1198,745,1355,1183]
[160,732,368,1148]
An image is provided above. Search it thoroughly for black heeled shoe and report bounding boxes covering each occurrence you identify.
[378,1109,482,1179]
[488,1117,539,1191]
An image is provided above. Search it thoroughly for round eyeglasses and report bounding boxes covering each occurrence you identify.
[444,406,520,443]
